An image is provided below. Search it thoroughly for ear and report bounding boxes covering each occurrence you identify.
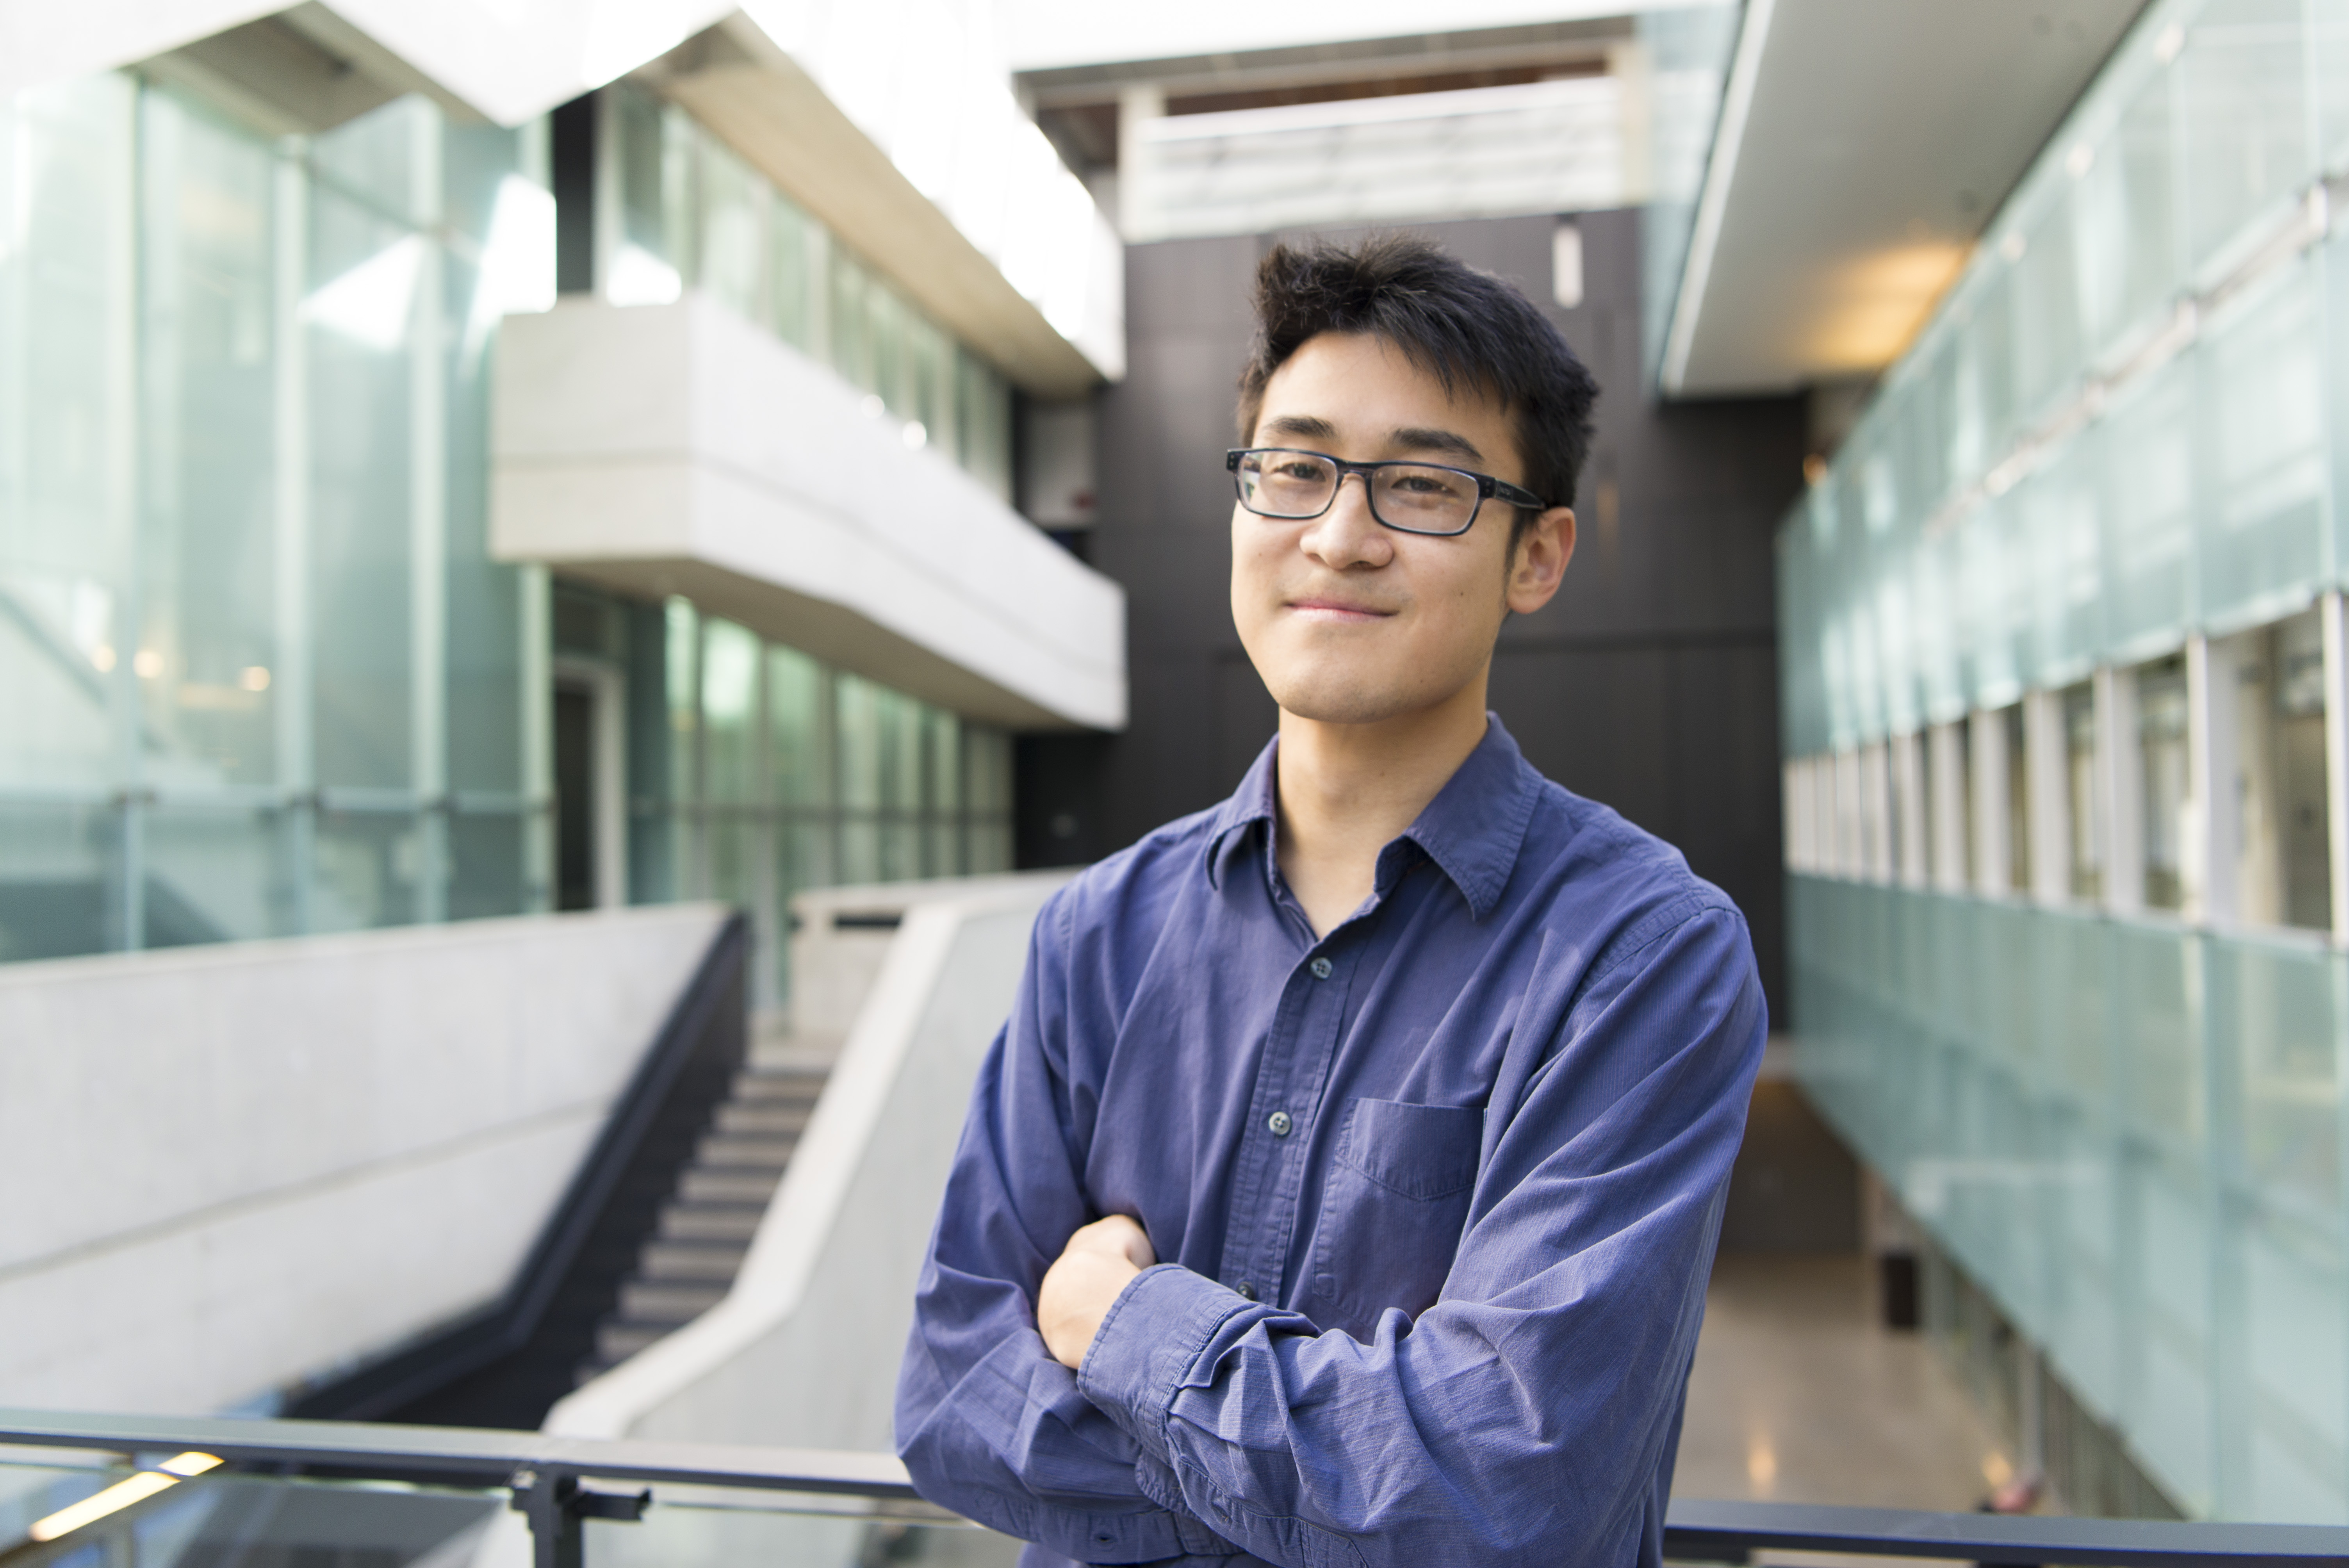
[1506,505,1575,615]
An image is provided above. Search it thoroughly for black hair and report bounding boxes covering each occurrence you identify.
[1236,233,1599,552]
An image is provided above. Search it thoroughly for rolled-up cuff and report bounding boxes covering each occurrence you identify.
[1076,1263,1253,1463]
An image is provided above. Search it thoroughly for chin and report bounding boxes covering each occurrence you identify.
[1265,674,1429,726]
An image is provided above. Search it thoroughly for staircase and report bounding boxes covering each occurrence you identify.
[578,1064,827,1380]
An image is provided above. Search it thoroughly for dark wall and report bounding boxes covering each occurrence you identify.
[1718,1077,1863,1252]
[1016,209,1805,1019]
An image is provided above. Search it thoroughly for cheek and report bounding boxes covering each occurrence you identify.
[1230,516,1281,599]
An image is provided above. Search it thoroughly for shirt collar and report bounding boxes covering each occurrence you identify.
[1202,714,1542,920]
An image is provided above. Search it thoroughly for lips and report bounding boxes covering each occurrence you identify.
[1285,596,1396,621]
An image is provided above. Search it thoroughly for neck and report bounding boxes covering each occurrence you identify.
[1272,673,1491,935]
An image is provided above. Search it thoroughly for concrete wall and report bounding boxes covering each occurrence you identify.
[1018,210,1806,1016]
[0,904,728,1415]
[492,296,1127,732]
[785,873,1068,1041]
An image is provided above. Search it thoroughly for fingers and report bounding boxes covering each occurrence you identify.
[1071,1213,1155,1270]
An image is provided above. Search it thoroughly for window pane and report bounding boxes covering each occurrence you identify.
[0,77,138,792]
[767,643,829,809]
[2235,609,2331,930]
[702,617,761,805]
[308,182,413,790]
[2138,654,2191,911]
[768,192,816,351]
[2063,682,2102,902]
[309,96,422,224]
[136,90,279,789]
[829,249,873,392]
[697,134,766,325]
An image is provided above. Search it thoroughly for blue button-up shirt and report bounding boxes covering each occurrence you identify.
[897,717,1766,1568]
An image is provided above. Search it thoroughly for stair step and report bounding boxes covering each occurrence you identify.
[619,1279,728,1322]
[678,1168,782,1204]
[714,1103,811,1137]
[640,1239,750,1281]
[592,1321,674,1363]
[697,1134,798,1169]
[659,1203,766,1243]
[733,1071,825,1104]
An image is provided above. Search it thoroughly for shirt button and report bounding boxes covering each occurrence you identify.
[1235,1282,1257,1301]
[1309,957,1333,980]
[1267,1110,1292,1137]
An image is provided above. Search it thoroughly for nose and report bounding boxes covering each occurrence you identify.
[1302,471,1393,568]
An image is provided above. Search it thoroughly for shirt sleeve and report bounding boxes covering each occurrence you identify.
[1073,904,1767,1568]
[895,887,1242,1564]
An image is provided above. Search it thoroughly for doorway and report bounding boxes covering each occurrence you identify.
[552,660,626,911]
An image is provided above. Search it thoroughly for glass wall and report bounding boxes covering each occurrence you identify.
[552,584,1014,1008]
[598,83,1015,502]
[1778,0,2349,1525]
[0,77,546,961]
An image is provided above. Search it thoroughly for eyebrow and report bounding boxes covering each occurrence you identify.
[1258,415,1487,466]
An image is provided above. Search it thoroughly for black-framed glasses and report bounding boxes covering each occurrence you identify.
[1226,447,1548,538]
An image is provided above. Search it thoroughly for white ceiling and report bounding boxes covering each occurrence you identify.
[1666,0,2149,396]
[996,0,1707,72]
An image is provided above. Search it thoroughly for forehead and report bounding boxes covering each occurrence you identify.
[1254,333,1513,449]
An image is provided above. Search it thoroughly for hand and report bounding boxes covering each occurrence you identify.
[1038,1215,1155,1369]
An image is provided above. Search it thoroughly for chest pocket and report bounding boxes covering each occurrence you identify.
[1309,1098,1483,1329]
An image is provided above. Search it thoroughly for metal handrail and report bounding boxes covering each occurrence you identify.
[3,1409,2345,1568]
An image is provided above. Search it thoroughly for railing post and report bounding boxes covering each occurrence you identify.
[510,1468,648,1568]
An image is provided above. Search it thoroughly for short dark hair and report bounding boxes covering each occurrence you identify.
[1236,233,1599,551]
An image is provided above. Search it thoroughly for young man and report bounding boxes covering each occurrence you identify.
[896,235,1766,1568]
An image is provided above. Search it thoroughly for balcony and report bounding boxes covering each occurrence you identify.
[490,295,1126,733]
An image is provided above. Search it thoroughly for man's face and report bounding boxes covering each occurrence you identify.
[1232,331,1569,727]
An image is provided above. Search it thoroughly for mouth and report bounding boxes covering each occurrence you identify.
[1284,596,1395,623]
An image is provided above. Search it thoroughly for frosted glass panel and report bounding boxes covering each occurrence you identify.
[2022,427,2103,682]
[2011,185,2084,422]
[145,805,284,943]
[2076,64,2182,363]
[2179,0,2312,276]
[2318,0,2349,167]
[2099,360,2196,658]
[2217,934,2339,1213]
[2130,1155,2215,1510]
[2241,1215,2349,1521]
[1958,497,2024,706]
[2197,257,2327,629]
[1789,874,2349,1524]
[311,811,421,930]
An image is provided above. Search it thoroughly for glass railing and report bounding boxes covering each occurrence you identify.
[1788,875,2349,1520]
[4,1408,2345,1566]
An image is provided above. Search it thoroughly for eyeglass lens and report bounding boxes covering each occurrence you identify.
[1237,452,1479,534]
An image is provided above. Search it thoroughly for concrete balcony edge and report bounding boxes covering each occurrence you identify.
[491,296,1127,733]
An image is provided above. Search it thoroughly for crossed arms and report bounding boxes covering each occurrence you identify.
[894,895,1766,1568]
